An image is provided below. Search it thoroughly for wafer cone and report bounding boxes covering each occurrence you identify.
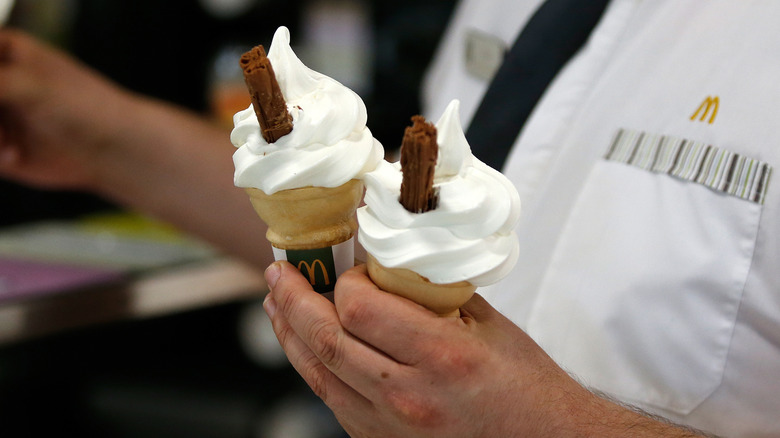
[245,179,363,250]
[367,255,476,317]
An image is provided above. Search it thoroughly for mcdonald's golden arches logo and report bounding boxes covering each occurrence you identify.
[285,245,338,293]
[690,95,719,124]
[298,259,331,287]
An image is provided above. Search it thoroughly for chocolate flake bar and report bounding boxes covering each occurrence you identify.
[400,116,439,213]
[239,45,293,143]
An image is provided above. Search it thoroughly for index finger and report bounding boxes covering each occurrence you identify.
[266,261,408,401]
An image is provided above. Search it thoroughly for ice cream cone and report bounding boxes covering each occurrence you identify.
[245,179,363,250]
[233,28,383,293]
[244,179,363,293]
[358,101,520,317]
[367,255,477,317]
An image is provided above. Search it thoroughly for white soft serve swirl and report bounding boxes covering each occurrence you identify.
[231,26,383,194]
[358,100,521,286]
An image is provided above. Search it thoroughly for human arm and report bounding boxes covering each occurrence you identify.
[0,29,270,266]
[262,260,717,438]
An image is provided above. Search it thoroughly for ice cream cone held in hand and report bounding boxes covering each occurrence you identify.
[231,26,383,292]
[358,100,521,316]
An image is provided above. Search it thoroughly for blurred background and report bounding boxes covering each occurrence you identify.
[0,0,455,436]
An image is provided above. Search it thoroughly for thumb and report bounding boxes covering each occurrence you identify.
[264,260,317,320]
[265,260,316,293]
[264,260,339,350]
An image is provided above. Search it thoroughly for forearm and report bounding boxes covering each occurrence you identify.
[561,389,717,438]
[90,91,271,267]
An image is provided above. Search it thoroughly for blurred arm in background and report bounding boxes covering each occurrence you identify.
[0,29,271,267]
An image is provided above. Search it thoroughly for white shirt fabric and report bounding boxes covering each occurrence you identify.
[422,1,780,437]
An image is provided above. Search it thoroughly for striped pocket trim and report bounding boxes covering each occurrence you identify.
[605,128,772,204]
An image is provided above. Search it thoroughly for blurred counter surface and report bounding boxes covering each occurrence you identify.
[0,212,267,346]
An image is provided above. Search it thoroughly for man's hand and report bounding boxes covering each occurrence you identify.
[263,261,717,438]
[0,29,132,190]
[263,261,594,437]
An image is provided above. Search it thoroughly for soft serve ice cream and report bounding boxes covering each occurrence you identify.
[231,26,383,194]
[358,99,520,295]
[231,26,383,293]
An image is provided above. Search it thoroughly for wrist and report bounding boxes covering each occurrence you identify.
[562,390,714,438]
[539,381,608,438]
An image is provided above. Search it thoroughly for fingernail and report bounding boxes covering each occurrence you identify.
[265,262,281,289]
[263,293,277,319]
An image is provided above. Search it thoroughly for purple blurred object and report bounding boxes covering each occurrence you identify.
[0,257,124,302]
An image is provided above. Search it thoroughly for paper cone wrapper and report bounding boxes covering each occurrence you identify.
[245,179,363,293]
[366,255,476,317]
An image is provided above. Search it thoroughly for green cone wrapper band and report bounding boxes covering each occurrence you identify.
[271,237,354,293]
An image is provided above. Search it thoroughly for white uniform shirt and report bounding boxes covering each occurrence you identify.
[423,1,780,437]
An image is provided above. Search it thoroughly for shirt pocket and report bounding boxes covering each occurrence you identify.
[526,129,770,415]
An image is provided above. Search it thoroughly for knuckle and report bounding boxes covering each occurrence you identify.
[273,320,298,356]
[275,282,299,315]
[308,319,345,371]
[425,342,480,378]
[383,390,443,429]
[302,356,331,402]
[338,296,373,331]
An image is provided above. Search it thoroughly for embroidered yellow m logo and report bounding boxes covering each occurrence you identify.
[298,259,331,287]
[690,95,719,124]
